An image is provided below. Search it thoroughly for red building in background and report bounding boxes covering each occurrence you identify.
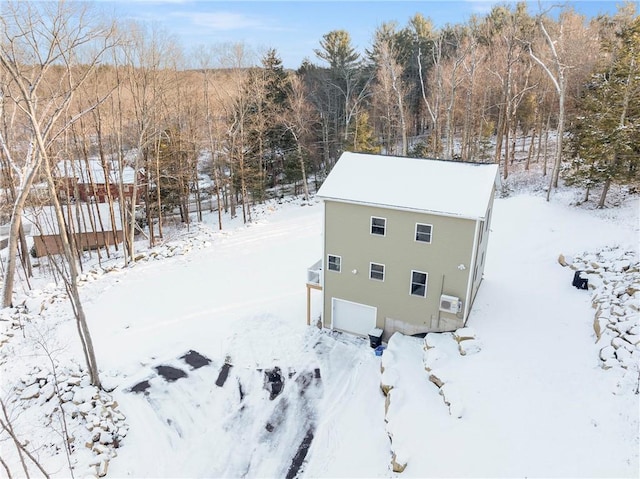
[54,159,144,204]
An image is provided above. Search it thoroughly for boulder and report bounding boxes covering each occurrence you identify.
[428,371,445,389]
[458,339,482,356]
[391,452,407,473]
[453,327,476,343]
[558,254,567,266]
[20,383,41,400]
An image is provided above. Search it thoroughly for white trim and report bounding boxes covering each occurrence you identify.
[415,223,433,243]
[370,216,387,236]
[464,219,480,321]
[327,254,342,273]
[369,262,385,281]
[410,270,428,298]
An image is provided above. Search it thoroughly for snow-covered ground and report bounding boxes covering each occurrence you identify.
[1,188,638,478]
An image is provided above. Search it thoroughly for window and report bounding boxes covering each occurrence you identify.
[328,254,341,272]
[369,263,385,281]
[415,223,433,243]
[410,270,428,297]
[371,216,386,236]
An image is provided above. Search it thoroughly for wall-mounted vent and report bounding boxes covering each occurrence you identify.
[439,294,461,314]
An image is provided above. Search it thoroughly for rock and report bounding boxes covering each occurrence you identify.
[380,382,393,396]
[60,391,74,402]
[424,332,449,350]
[384,393,392,416]
[614,347,632,364]
[92,444,110,455]
[20,383,41,400]
[391,452,407,473]
[99,431,113,445]
[453,327,476,343]
[429,372,445,389]
[612,337,633,351]
[380,368,398,395]
[37,384,56,405]
[612,320,636,335]
[78,401,93,414]
[72,386,97,405]
[624,334,640,346]
[458,339,482,356]
[423,348,446,371]
[593,317,605,342]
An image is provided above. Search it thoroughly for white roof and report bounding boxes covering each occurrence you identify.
[55,159,135,185]
[24,203,124,236]
[317,152,499,220]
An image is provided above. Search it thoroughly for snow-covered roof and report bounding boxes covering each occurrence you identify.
[55,160,135,185]
[24,203,124,236]
[317,152,499,220]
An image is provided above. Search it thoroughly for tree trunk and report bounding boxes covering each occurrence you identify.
[1,153,42,308]
[598,177,611,208]
[40,149,102,389]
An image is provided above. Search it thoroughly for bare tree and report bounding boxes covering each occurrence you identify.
[283,74,318,201]
[0,1,117,387]
[194,46,225,229]
[370,24,409,156]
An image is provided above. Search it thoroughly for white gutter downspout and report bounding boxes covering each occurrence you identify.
[463,219,480,324]
[322,200,328,329]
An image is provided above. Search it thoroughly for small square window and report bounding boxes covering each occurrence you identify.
[410,270,428,297]
[371,217,386,236]
[369,263,385,281]
[328,254,341,272]
[415,223,432,243]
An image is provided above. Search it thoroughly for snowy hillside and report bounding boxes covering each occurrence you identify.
[0,190,638,478]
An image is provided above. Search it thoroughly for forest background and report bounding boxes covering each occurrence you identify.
[0,0,638,330]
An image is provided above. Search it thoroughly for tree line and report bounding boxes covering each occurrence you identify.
[0,1,638,386]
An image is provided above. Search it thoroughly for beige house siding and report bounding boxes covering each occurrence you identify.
[323,200,477,337]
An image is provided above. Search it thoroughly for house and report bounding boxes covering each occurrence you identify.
[55,159,139,204]
[308,152,498,339]
[25,203,124,257]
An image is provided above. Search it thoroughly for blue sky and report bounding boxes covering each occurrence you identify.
[99,0,630,68]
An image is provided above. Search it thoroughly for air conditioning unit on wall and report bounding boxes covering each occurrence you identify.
[439,294,462,314]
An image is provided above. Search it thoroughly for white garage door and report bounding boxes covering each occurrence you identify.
[332,298,377,336]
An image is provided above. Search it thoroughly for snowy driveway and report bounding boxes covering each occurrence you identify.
[74,194,638,477]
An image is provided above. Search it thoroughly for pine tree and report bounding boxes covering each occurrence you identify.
[346,111,380,154]
[566,16,639,206]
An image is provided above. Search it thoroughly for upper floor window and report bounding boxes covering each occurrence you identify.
[415,223,433,243]
[410,270,428,297]
[371,216,386,236]
[328,254,341,272]
[369,263,385,281]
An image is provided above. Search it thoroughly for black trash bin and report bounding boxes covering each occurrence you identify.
[572,270,588,290]
[368,328,383,348]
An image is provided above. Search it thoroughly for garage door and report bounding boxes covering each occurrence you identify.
[332,298,377,336]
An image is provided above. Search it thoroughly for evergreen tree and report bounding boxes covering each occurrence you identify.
[314,30,360,70]
[566,16,639,206]
[345,111,380,154]
[260,49,296,192]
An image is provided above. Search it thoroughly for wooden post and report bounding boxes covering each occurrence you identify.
[306,283,311,326]
[306,282,322,326]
